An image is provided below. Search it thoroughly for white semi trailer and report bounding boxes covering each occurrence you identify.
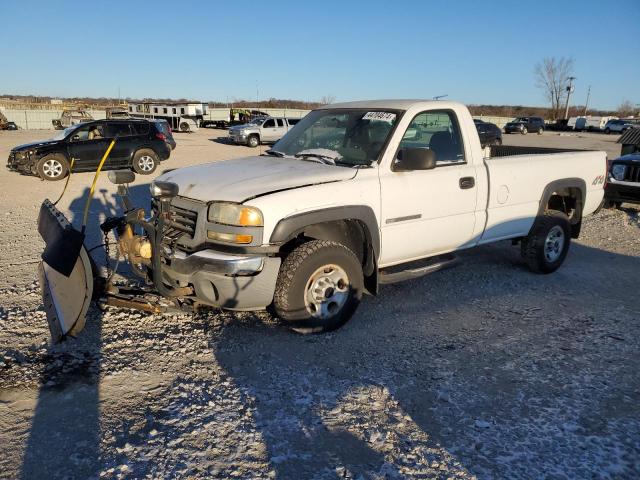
[128,102,206,132]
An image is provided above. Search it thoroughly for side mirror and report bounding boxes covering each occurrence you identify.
[393,148,436,171]
[108,170,136,185]
[71,134,80,142]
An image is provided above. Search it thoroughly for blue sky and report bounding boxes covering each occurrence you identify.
[1,0,638,110]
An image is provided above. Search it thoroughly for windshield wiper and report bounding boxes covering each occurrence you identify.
[264,149,286,157]
[294,152,338,165]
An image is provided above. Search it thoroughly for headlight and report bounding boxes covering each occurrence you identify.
[611,164,626,181]
[208,203,263,227]
[207,203,263,245]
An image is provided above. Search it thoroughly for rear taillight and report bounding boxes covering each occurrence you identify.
[156,132,167,141]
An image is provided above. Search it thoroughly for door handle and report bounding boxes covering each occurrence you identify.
[459,177,475,189]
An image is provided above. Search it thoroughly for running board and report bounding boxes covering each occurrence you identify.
[379,254,458,284]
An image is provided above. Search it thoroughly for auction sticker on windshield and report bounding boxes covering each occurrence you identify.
[363,111,397,123]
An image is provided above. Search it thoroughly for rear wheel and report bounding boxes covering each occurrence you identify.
[247,134,260,148]
[521,211,571,274]
[273,240,363,334]
[37,154,69,181]
[537,127,543,135]
[492,137,502,146]
[179,122,190,132]
[132,149,158,175]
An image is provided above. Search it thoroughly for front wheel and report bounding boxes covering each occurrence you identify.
[521,211,571,274]
[273,240,364,334]
[521,127,528,135]
[132,149,159,175]
[247,135,260,148]
[604,128,611,135]
[37,154,69,181]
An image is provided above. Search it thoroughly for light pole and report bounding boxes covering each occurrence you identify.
[564,76,576,120]
[583,85,591,116]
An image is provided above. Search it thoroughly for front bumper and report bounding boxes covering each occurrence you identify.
[605,182,640,205]
[228,132,248,145]
[161,249,281,310]
[6,152,33,173]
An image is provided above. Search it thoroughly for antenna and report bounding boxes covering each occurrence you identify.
[433,95,448,100]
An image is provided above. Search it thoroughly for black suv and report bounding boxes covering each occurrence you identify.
[7,119,172,181]
[474,119,502,147]
[504,116,545,135]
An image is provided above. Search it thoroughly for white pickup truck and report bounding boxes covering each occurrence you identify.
[228,117,299,147]
[111,100,605,334]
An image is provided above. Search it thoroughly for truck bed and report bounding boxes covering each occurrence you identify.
[488,145,591,158]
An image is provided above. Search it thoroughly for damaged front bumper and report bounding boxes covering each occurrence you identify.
[7,151,34,173]
[161,249,281,311]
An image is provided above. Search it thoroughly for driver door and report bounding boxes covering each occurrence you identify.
[66,124,111,171]
[379,110,479,266]
[261,118,278,142]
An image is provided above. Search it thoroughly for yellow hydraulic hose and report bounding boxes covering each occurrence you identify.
[52,157,75,206]
[81,138,116,232]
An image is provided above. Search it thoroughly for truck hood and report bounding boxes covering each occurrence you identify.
[157,155,358,203]
[229,124,256,132]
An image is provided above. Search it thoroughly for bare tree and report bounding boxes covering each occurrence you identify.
[320,95,336,105]
[534,57,575,119]
[617,100,635,117]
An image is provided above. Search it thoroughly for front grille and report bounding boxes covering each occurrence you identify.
[621,164,640,182]
[164,204,198,241]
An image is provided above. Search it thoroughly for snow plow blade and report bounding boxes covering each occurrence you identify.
[37,199,93,343]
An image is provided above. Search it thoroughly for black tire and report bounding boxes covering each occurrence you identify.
[614,201,623,209]
[37,154,69,181]
[132,149,158,175]
[493,137,502,146]
[273,240,364,334]
[179,122,190,132]
[537,127,543,135]
[604,128,611,135]
[521,211,571,274]
[521,127,528,135]
[247,134,260,148]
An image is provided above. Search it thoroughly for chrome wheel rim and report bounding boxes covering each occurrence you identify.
[138,155,155,172]
[43,159,63,178]
[544,225,565,263]
[305,264,349,319]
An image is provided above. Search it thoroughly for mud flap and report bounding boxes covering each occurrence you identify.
[38,199,94,343]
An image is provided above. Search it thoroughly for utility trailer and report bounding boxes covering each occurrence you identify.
[128,102,206,132]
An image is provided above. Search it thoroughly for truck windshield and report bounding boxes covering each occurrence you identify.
[272,109,400,166]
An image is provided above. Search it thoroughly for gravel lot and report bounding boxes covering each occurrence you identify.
[0,127,638,479]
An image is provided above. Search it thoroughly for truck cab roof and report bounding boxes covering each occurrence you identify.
[319,99,464,112]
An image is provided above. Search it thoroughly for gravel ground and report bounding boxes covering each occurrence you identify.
[0,128,638,479]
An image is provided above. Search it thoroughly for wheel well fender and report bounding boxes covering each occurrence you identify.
[538,178,586,238]
[130,146,157,163]
[270,206,380,294]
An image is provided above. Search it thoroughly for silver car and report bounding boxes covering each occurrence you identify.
[604,119,637,134]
